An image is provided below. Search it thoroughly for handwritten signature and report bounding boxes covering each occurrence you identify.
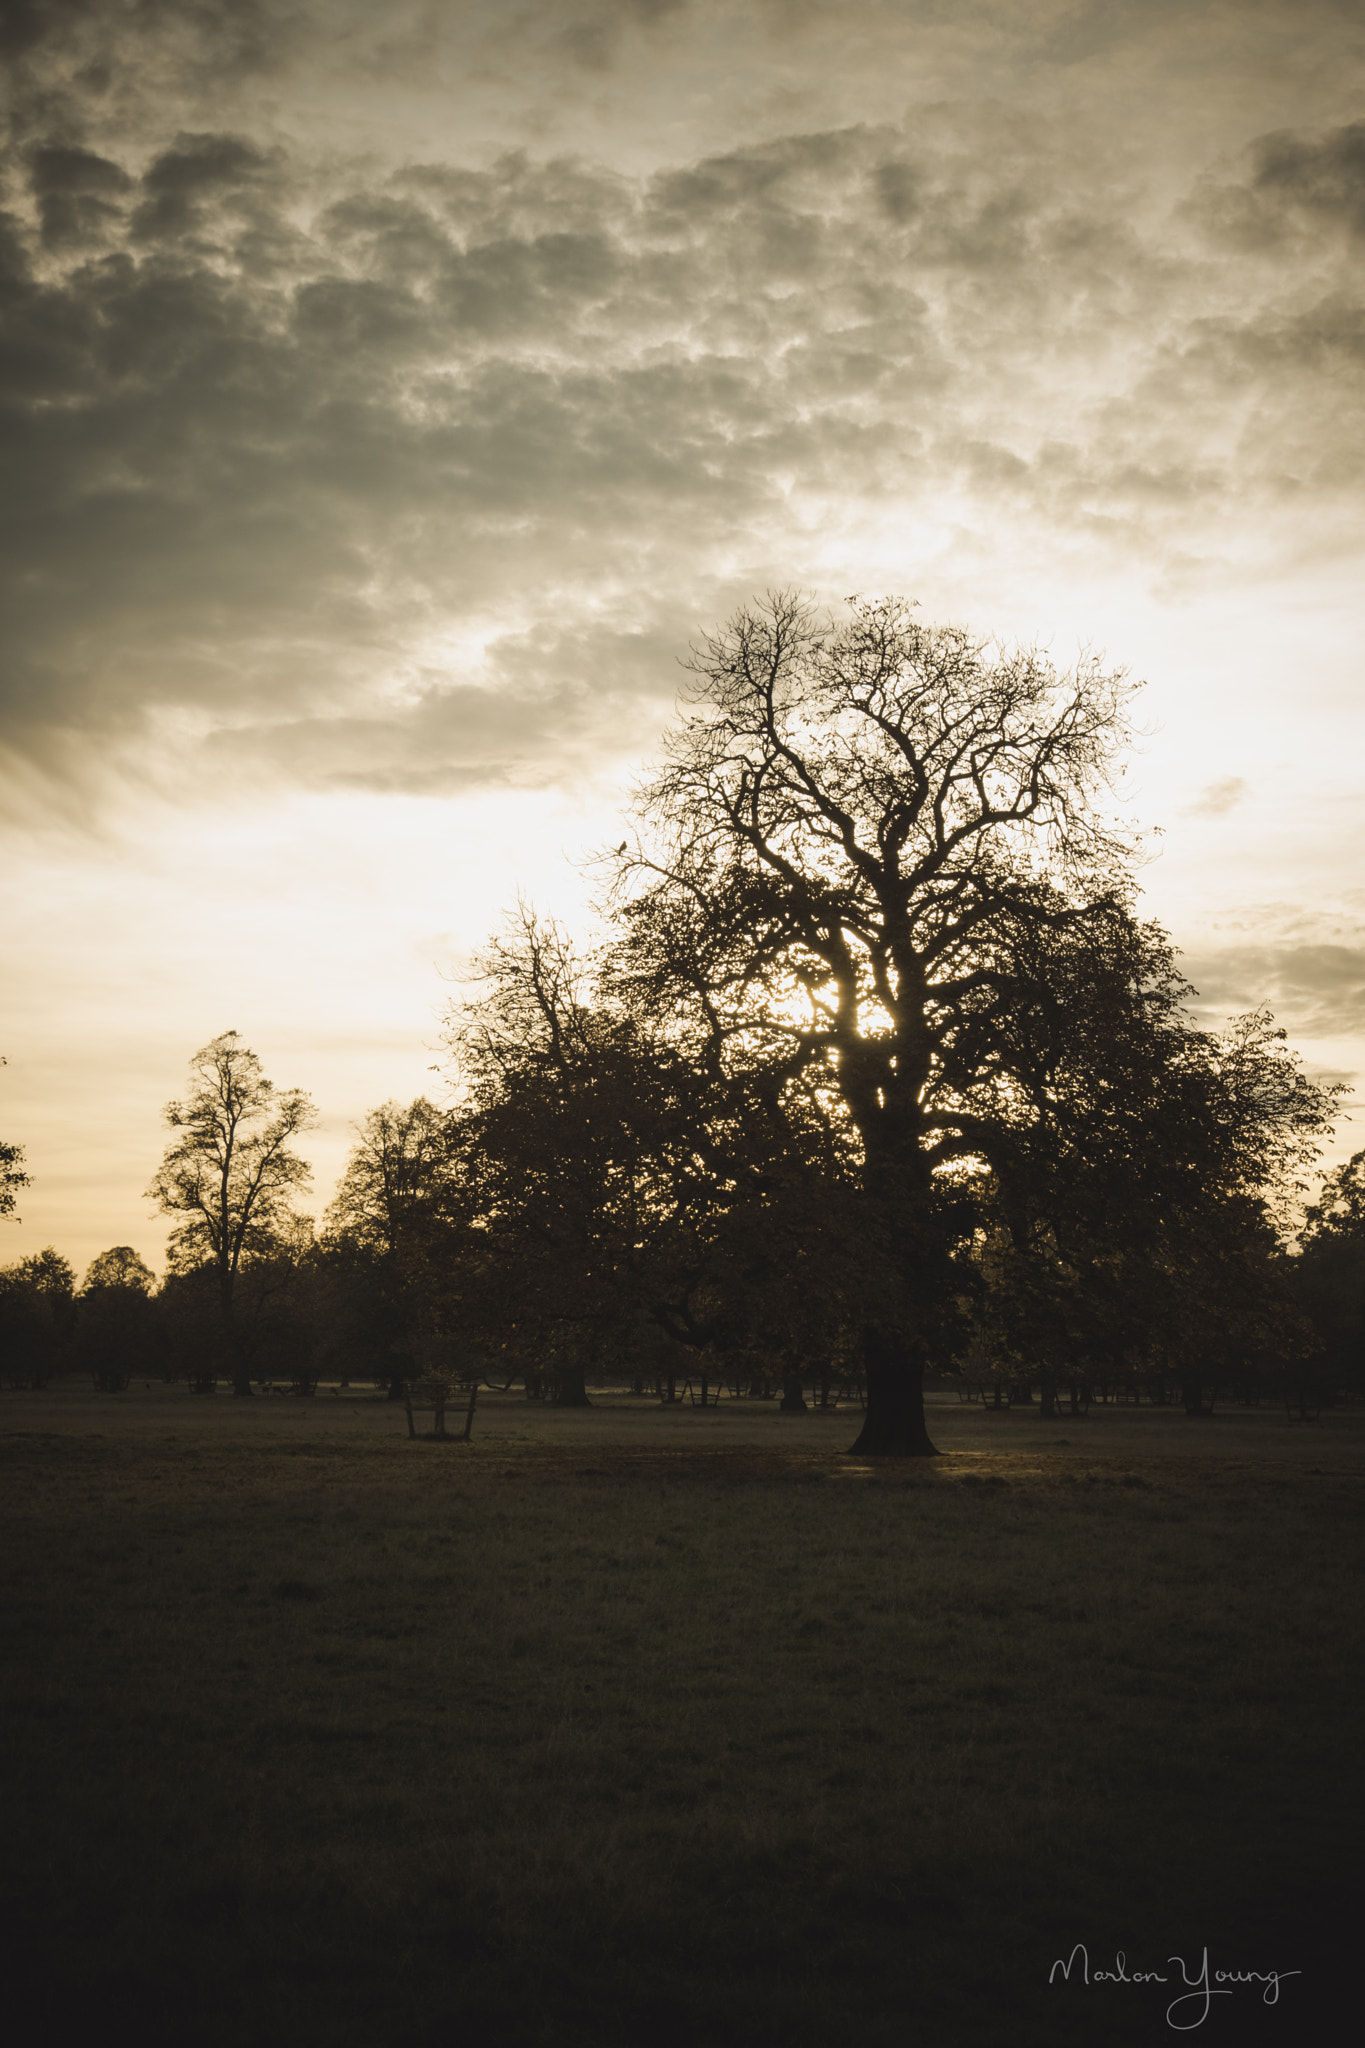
[1048,1944,1301,2029]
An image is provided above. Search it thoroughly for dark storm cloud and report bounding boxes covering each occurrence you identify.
[129,132,278,245]
[26,144,133,250]
[0,0,300,78]
[0,131,800,787]
[0,0,694,135]
[1253,122,1365,237]
[2,51,1363,799]
[550,0,689,72]
[1189,121,1365,251]
[7,0,1352,74]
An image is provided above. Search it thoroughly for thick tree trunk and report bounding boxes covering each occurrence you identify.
[1039,1368,1058,1419]
[779,1370,808,1413]
[220,1269,252,1397]
[847,1332,938,1457]
[554,1359,592,1407]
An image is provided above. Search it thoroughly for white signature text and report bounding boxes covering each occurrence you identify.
[1048,1944,1301,2029]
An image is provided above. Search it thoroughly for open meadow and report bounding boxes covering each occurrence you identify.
[3,1384,1362,2047]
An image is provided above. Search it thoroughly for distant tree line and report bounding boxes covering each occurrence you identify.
[4,1138,1362,1423]
[2,599,1360,1438]
[3,1030,1360,1420]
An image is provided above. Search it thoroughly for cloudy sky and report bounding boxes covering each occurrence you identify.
[2,0,1363,1277]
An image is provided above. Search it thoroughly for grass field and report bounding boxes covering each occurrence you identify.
[3,1384,1362,2047]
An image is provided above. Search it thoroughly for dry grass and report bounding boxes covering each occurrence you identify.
[3,1386,1362,2046]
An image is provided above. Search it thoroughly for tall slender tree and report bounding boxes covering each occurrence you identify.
[323,1098,454,1395]
[146,1032,315,1395]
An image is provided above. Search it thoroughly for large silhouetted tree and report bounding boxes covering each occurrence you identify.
[603,594,1340,1453]
[605,593,1148,1453]
[146,1032,315,1396]
[438,598,1339,1449]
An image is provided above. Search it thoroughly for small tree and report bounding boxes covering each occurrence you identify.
[77,1247,156,1391]
[84,1246,157,1292]
[1,1054,32,1223]
[325,1099,450,1258]
[146,1032,316,1395]
[1288,1150,1365,1408]
[0,1249,76,1388]
[324,1099,453,1397]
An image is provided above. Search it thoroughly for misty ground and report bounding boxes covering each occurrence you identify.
[3,1386,1361,2047]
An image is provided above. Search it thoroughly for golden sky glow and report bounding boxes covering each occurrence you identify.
[2,0,1363,1274]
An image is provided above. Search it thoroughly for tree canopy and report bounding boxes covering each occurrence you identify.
[81,1246,156,1295]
